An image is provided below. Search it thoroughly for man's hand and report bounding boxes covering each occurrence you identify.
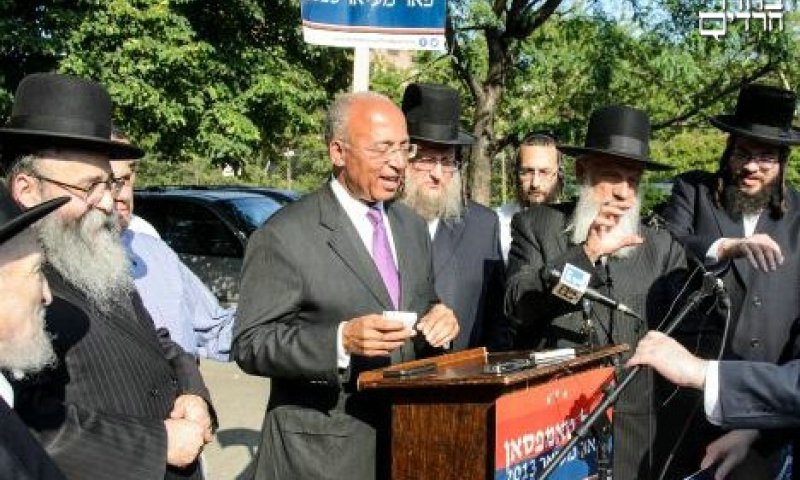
[718,234,783,271]
[626,331,707,390]
[417,303,459,348]
[164,418,205,468]
[170,394,213,443]
[700,429,760,480]
[583,200,644,263]
[342,314,414,356]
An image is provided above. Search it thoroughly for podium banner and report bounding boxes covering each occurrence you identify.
[495,367,615,480]
[300,0,446,50]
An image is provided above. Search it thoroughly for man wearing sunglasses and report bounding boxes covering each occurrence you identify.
[400,83,509,351]
[660,84,800,479]
[0,73,213,479]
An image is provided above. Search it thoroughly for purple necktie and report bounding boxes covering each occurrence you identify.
[367,207,400,308]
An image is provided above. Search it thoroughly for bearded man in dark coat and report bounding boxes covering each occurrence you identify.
[506,105,688,479]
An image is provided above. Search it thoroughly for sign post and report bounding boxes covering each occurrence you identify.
[299,1,447,91]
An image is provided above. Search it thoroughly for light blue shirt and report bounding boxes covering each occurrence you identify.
[122,229,235,361]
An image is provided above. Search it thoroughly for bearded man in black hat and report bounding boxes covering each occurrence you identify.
[0,73,214,480]
[400,83,509,351]
[505,105,689,479]
[658,83,800,479]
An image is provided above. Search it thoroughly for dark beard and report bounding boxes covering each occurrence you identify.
[726,184,774,216]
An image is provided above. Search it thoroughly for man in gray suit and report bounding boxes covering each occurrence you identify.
[233,91,459,480]
[505,105,684,479]
[400,83,509,351]
[1,73,213,479]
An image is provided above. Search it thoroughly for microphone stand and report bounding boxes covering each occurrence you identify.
[538,273,721,480]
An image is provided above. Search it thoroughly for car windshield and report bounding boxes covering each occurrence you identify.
[219,197,283,235]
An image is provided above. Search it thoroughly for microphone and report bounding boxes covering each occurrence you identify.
[547,263,642,320]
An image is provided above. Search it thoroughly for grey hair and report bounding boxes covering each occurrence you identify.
[3,153,40,187]
[324,91,394,145]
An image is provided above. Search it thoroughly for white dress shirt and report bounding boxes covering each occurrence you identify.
[330,178,398,369]
[496,202,521,264]
[0,373,13,407]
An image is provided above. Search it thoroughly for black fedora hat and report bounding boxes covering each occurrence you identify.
[0,184,68,245]
[401,83,475,146]
[558,105,672,171]
[0,73,143,159]
[710,83,800,146]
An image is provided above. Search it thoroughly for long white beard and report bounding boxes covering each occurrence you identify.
[402,172,464,222]
[0,307,56,375]
[569,184,642,259]
[39,209,133,312]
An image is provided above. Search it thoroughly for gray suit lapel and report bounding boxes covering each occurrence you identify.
[319,185,394,309]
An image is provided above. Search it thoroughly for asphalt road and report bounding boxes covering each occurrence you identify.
[199,359,270,480]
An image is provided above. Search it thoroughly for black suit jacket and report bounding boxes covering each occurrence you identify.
[0,397,65,480]
[663,170,800,362]
[505,202,689,480]
[12,267,213,480]
[432,200,509,350]
[233,183,439,480]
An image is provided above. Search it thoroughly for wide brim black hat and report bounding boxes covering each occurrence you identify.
[0,187,68,245]
[558,105,672,171]
[401,83,475,146]
[0,73,144,159]
[710,83,800,146]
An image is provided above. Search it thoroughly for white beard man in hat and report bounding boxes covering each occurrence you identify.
[0,73,214,480]
[505,105,690,479]
[0,186,67,480]
[400,83,510,351]
[659,84,800,479]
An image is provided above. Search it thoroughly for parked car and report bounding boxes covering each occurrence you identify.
[134,187,298,305]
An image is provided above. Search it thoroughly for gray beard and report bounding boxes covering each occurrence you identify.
[569,184,642,259]
[39,209,133,314]
[0,307,56,376]
[402,173,464,222]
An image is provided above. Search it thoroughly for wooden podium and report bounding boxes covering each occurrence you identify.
[359,345,627,480]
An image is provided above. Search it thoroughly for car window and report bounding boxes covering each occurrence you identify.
[135,198,243,257]
[218,197,283,235]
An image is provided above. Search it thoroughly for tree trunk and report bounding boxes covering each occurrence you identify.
[469,83,502,205]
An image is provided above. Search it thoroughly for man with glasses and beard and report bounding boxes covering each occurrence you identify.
[0,187,68,480]
[496,133,563,264]
[505,105,686,479]
[659,84,800,479]
[400,83,509,351]
[0,73,214,480]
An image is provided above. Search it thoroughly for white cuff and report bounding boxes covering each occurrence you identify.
[705,238,726,265]
[704,360,722,425]
[336,322,351,369]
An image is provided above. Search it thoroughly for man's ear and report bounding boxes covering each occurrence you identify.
[329,140,346,168]
[11,173,43,209]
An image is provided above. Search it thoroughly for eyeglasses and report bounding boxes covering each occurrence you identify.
[343,142,418,161]
[730,149,780,168]
[32,172,125,206]
[518,167,557,179]
[410,155,461,173]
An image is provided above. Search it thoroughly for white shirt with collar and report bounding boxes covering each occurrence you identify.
[330,178,399,369]
[496,201,522,264]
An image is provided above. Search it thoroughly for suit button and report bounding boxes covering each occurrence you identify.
[750,338,760,349]
[170,377,178,387]
[753,295,762,307]
[150,388,160,397]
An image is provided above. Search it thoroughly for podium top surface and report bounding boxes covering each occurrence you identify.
[358,344,628,391]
